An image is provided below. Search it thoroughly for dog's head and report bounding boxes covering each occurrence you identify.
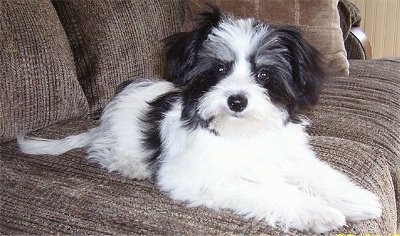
[163,7,326,136]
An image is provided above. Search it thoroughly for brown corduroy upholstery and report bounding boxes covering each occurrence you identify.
[308,59,400,173]
[52,0,186,114]
[0,0,89,142]
[1,59,399,234]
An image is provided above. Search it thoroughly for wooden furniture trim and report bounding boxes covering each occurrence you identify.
[350,27,373,59]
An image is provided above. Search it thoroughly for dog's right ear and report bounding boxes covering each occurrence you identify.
[163,6,222,86]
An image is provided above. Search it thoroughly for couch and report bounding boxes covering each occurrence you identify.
[1,0,399,235]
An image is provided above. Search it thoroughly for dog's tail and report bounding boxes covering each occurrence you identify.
[18,128,96,156]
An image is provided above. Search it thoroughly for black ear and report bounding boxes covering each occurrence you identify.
[276,26,326,112]
[162,6,222,86]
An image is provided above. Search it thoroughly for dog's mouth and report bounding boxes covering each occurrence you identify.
[230,112,245,118]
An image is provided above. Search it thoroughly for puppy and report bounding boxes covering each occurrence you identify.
[19,8,381,233]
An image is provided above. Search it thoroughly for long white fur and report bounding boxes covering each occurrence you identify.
[18,17,382,233]
[18,131,93,156]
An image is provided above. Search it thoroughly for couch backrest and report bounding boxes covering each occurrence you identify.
[0,0,89,142]
[0,0,186,142]
[52,0,186,114]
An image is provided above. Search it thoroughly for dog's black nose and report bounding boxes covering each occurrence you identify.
[227,94,248,113]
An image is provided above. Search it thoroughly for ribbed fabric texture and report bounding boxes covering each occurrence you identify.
[307,59,400,174]
[345,33,367,59]
[0,0,89,142]
[184,0,349,76]
[1,59,399,234]
[52,0,186,114]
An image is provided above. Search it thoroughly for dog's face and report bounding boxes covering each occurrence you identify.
[163,8,325,136]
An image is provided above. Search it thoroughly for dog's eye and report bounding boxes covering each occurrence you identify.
[256,69,270,82]
[214,64,227,75]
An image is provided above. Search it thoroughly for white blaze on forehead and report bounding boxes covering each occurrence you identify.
[207,18,271,59]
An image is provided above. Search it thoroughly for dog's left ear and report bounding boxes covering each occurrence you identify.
[163,7,222,86]
[277,26,326,111]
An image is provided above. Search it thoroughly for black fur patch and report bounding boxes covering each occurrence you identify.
[275,27,325,120]
[162,7,222,86]
[140,91,181,178]
[276,26,325,107]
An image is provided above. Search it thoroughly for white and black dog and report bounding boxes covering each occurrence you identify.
[19,8,381,233]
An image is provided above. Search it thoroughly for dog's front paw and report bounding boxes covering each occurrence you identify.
[290,204,346,233]
[308,205,346,233]
[339,187,382,221]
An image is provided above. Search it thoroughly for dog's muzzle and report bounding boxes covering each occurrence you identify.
[227,94,248,113]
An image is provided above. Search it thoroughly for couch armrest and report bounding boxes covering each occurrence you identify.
[350,27,372,59]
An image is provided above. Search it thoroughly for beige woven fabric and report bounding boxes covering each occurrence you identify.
[184,0,349,76]
[0,0,89,142]
[52,0,186,114]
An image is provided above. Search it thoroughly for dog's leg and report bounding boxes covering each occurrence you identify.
[286,158,382,222]
[217,178,346,233]
[168,173,346,233]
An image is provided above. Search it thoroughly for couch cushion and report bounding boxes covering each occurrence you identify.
[1,72,397,234]
[0,0,89,142]
[183,0,349,76]
[307,59,400,174]
[52,0,186,114]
